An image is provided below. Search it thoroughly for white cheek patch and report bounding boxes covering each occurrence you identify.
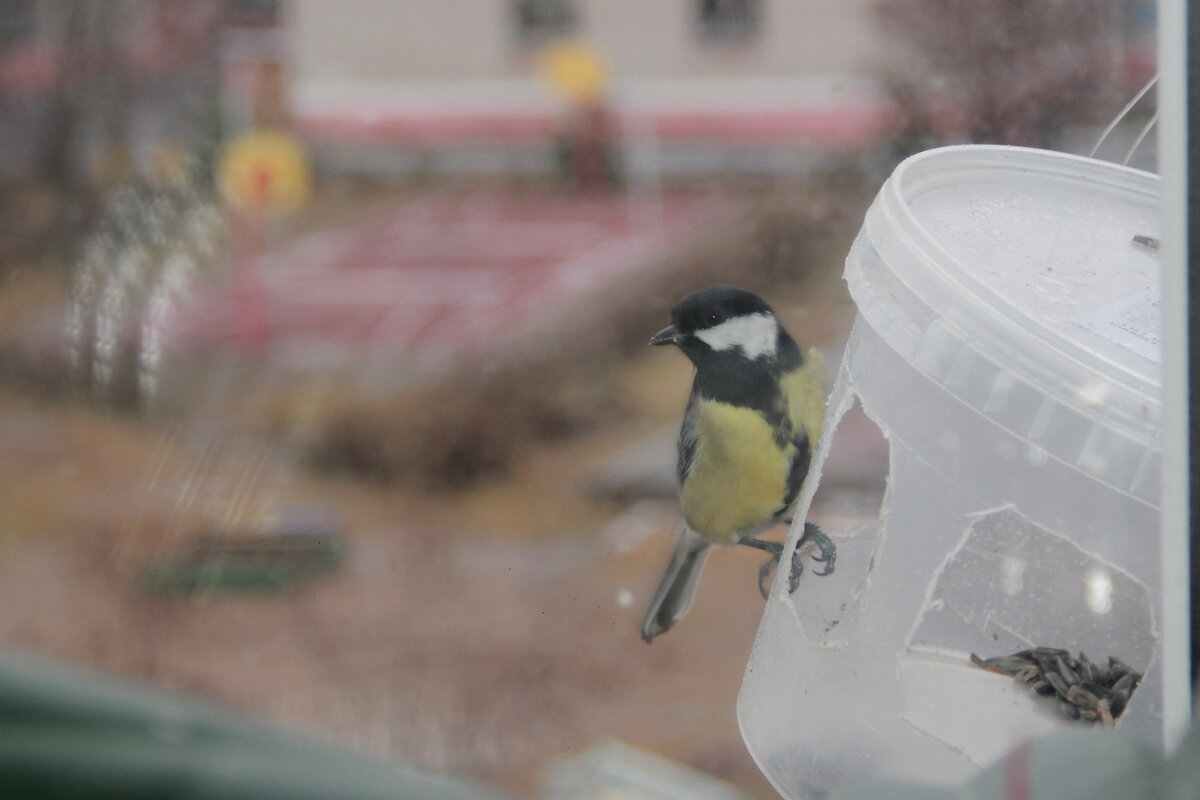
[695,312,778,359]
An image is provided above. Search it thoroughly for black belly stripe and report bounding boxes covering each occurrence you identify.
[773,434,811,520]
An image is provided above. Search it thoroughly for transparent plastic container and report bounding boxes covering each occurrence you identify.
[739,146,1165,798]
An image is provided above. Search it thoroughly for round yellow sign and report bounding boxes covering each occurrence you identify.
[538,40,609,103]
[217,129,312,214]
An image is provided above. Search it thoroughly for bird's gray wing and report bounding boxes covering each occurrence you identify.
[676,397,701,486]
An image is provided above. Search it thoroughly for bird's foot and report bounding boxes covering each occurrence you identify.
[744,526,835,598]
[742,537,806,599]
[757,553,778,600]
[741,537,783,599]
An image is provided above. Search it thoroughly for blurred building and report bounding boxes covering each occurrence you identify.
[0,1,1158,187]
[285,0,889,179]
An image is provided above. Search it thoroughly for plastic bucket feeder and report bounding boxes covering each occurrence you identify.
[740,146,1164,797]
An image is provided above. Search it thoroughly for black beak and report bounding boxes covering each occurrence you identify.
[649,324,680,347]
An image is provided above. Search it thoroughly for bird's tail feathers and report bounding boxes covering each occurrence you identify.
[641,526,712,642]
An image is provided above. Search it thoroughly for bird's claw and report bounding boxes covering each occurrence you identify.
[801,522,837,577]
[757,557,775,600]
[788,548,805,590]
[757,545,806,599]
[749,525,835,598]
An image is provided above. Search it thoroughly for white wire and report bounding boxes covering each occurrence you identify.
[1089,73,1158,159]
[1122,110,1159,166]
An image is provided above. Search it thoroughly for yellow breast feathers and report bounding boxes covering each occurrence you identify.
[783,347,826,449]
[680,349,826,544]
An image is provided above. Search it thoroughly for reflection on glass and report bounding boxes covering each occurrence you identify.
[1001,556,1025,596]
[1085,566,1115,615]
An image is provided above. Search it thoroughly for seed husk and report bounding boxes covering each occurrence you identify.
[1013,663,1040,683]
[969,647,1143,727]
[1066,684,1100,710]
[1109,657,1134,678]
[1111,672,1135,695]
[1044,671,1071,699]
[1055,655,1080,686]
[986,655,1037,675]
[1109,689,1130,718]
[1076,652,1096,683]
[1059,700,1082,720]
[1098,697,1115,728]
[1032,646,1070,658]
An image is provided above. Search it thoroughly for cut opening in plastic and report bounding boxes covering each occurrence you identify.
[899,505,1155,765]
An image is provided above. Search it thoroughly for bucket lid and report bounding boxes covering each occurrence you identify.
[848,145,1161,446]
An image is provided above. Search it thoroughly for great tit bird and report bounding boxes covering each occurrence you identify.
[641,285,835,642]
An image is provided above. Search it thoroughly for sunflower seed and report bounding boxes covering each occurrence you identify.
[1109,689,1130,718]
[1109,656,1135,678]
[969,648,1142,725]
[1033,646,1071,658]
[1066,684,1100,710]
[1056,655,1080,686]
[1075,653,1096,683]
[1132,234,1160,251]
[1013,663,1040,683]
[1030,652,1058,675]
[986,655,1037,674]
[1044,671,1071,699]
[1111,672,1135,695]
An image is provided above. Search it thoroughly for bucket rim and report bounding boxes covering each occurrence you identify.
[851,144,1162,442]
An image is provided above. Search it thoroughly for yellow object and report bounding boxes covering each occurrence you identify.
[217,129,312,214]
[537,40,609,103]
[681,350,826,545]
[682,399,793,545]
[640,286,835,642]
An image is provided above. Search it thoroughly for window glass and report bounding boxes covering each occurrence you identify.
[0,2,1171,799]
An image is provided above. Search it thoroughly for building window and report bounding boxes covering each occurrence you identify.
[514,0,579,45]
[697,0,761,41]
[224,0,282,28]
[0,0,36,51]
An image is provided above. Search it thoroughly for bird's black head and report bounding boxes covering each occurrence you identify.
[650,285,789,366]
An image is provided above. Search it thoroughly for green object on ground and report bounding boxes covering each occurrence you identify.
[139,530,345,595]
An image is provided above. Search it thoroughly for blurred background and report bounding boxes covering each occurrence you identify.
[0,1,1157,797]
